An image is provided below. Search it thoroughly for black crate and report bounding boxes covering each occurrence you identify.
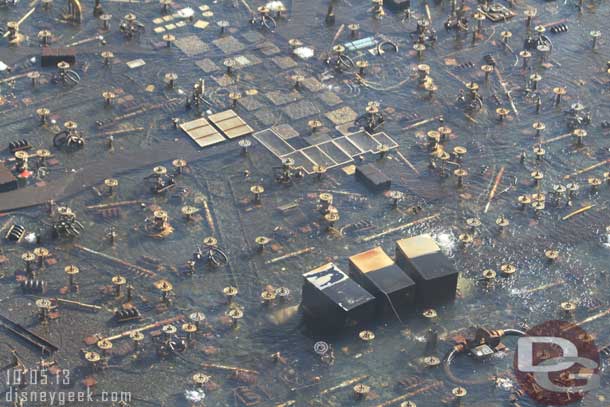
[0,165,17,193]
[301,263,375,329]
[41,48,76,68]
[386,0,411,11]
[395,235,458,306]
[349,247,416,317]
[355,163,391,191]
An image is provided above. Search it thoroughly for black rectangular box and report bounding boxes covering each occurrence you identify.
[355,163,391,191]
[41,48,76,68]
[0,165,17,193]
[301,263,375,329]
[386,0,411,11]
[396,235,458,306]
[349,247,416,316]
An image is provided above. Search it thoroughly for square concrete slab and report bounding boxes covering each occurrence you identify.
[272,56,298,70]
[233,54,261,68]
[301,77,324,92]
[253,108,278,127]
[282,100,319,120]
[212,36,245,54]
[266,90,302,106]
[195,58,219,73]
[174,35,209,56]
[305,133,333,146]
[258,42,281,56]
[212,74,235,87]
[238,95,263,112]
[241,30,265,43]
[319,91,343,106]
[272,124,299,140]
[325,106,358,125]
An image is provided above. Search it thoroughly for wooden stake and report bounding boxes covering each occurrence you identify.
[402,115,443,131]
[573,308,610,328]
[239,0,253,14]
[86,200,142,210]
[495,69,518,118]
[0,73,31,84]
[202,199,215,234]
[100,315,185,342]
[561,307,610,334]
[514,279,565,295]
[395,150,420,175]
[99,127,145,137]
[541,132,572,145]
[484,166,505,213]
[563,159,610,180]
[201,363,258,375]
[320,375,369,395]
[66,36,103,47]
[265,247,315,264]
[54,298,103,311]
[374,381,443,407]
[73,244,156,277]
[562,205,594,221]
[2,7,36,38]
[360,213,440,242]
[328,24,345,54]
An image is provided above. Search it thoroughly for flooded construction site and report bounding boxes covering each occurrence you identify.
[0,0,609,405]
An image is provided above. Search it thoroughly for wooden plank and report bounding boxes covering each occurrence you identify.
[191,125,220,138]
[218,117,244,131]
[181,118,207,131]
[208,109,236,122]
[180,117,226,148]
[193,133,225,148]
[224,126,252,139]
[209,109,253,139]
